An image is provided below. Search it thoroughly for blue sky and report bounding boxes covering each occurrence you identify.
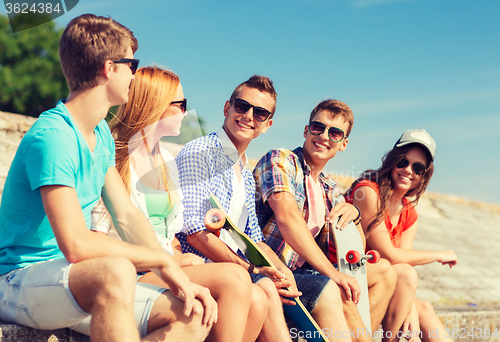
[3,0,500,203]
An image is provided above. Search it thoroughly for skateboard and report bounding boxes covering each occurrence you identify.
[205,193,328,342]
[331,218,380,332]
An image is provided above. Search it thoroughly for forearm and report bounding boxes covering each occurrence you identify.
[186,231,250,268]
[276,216,340,278]
[111,205,163,250]
[382,247,444,266]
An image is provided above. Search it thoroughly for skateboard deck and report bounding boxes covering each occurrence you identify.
[205,193,328,342]
[331,218,378,332]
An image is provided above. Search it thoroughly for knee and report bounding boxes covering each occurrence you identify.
[395,263,418,292]
[314,280,343,312]
[250,284,269,320]
[258,278,281,305]
[416,299,435,316]
[218,263,252,296]
[95,257,136,296]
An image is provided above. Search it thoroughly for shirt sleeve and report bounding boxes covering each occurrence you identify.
[97,119,116,169]
[254,149,299,204]
[176,139,213,236]
[25,128,78,190]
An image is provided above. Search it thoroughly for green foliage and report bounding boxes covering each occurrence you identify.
[0,14,67,117]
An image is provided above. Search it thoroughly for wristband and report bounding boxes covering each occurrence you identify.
[248,263,255,274]
[353,205,361,225]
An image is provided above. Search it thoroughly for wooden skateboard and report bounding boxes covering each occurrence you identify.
[331,218,380,332]
[205,194,328,342]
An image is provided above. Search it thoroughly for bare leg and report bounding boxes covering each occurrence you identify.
[382,263,418,342]
[68,256,143,342]
[140,262,264,342]
[417,299,453,342]
[341,287,373,342]
[311,280,352,342]
[256,278,293,342]
[366,259,397,333]
[143,289,209,342]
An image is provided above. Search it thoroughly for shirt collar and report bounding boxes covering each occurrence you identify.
[217,127,247,167]
[292,146,336,188]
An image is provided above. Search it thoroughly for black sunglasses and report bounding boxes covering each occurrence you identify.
[308,121,346,142]
[232,98,272,122]
[113,58,140,74]
[170,98,187,113]
[396,156,427,176]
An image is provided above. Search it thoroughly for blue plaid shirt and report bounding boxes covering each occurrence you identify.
[176,130,264,260]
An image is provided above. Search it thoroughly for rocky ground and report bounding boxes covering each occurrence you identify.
[2,111,500,309]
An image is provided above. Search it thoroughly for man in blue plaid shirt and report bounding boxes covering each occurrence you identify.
[176,76,353,341]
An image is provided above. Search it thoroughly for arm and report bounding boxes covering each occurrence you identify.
[42,172,210,319]
[354,186,457,267]
[267,192,360,302]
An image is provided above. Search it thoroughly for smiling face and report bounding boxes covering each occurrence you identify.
[302,110,349,170]
[222,85,274,153]
[390,146,428,194]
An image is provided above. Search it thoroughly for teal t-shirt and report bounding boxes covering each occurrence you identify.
[0,101,115,275]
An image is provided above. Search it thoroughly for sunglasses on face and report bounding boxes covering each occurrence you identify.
[396,156,427,176]
[232,98,272,122]
[113,58,140,74]
[170,98,187,113]
[308,121,346,142]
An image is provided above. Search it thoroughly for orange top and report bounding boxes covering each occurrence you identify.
[328,180,418,264]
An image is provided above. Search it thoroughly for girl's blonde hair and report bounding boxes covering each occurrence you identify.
[109,66,180,207]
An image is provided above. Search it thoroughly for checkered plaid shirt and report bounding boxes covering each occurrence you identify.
[253,147,344,270]
[176,131,264,260]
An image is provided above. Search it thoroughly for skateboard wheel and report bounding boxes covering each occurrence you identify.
[346,250,361,264]
[204,209,225,237]
[367,250,380,263]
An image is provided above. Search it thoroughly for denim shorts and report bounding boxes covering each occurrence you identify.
[250,268,331,312]
[0,258,165,338]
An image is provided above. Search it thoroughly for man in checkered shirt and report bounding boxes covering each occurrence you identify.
[176,76,354,341]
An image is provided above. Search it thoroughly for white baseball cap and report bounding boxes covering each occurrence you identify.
[394,129,436,161]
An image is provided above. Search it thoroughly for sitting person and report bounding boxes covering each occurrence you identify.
[0,15,213,342]
[91,66,266,342]
[176,76,352,342]
[253,99,397,341]
[340,129,457,342]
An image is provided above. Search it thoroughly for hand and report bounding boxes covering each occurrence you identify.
[402,302,420,342]
[327,202,359,230]
[439,250,458,268]
[190,282,218,326]
[256,266,302,305]
[155,258,198,317]
[330,271,361,304]
[173,253,205,267]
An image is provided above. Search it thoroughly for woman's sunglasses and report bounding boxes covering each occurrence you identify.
[232,98,272,122]
[170,98,187,113]
[308,121,345,142]
[113,58,140,74]
[396,156,427,176]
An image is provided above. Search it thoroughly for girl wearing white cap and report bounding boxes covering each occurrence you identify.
[344,130,457,342]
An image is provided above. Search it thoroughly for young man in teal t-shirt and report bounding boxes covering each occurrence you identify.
[0,14,214,342]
